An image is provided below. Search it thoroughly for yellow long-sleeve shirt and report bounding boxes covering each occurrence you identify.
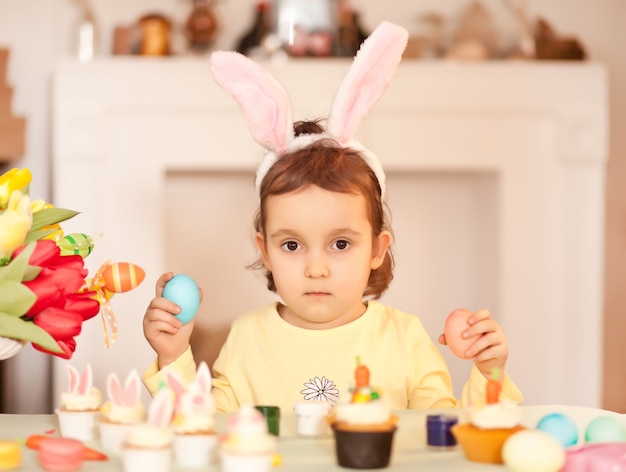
[143,301,522,412]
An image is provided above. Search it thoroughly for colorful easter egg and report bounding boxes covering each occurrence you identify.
[162,274,201,325]
[444,309,481,359]
[536,413,578,447]
[502,430,565,472]
[59,233,94,258]
[102,262,145,293]
[585,416,626,443]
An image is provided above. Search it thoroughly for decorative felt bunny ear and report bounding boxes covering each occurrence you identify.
[171,362,215,416]
[164,362,212,404]
[66,364,93,395]
[327,21,408,144]
[195,361,212,392]
[164,368,187,405]
[148,388,174,428]
[210,51,294,154]
[209,21,408,199]
[107,369,141,407]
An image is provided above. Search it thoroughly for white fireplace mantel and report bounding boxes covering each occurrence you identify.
[51,58,607,408]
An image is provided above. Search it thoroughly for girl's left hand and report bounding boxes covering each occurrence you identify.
[438,308,509,378]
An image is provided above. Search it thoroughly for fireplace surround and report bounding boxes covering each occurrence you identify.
[51,58,607,408]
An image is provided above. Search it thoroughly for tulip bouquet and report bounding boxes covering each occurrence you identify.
[0,168,144,359]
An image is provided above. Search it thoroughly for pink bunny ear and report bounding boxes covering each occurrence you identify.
[78,364,93,395]
[164,369,187,404]
[66,365,79,394]
[195,361,212,392]
[123,370,141,406]
[107,373,123,405]
[327,21,408,144]
[210,51,294,154]
[148,389,174,428]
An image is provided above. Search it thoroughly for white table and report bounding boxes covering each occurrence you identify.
[1,405,623,471]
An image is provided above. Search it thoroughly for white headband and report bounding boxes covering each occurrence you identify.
[210,21,408,200]
[254,135,386,198]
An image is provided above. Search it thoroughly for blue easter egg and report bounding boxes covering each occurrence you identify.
[536,413,578,447]
[162,274,201,324]
[585,416,626,443]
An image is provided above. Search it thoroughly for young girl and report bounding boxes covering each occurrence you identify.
[142,22,522,412]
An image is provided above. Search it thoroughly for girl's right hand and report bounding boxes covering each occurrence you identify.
[143,272,195,369]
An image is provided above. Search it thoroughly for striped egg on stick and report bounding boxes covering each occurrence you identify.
[102,262,146,293]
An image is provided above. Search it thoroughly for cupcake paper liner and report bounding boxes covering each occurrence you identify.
[332,425,396,469]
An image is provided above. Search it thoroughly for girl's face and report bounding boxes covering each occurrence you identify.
[256,185,391,329]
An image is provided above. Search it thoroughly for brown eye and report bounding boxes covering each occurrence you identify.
[333,240,349,250]
[282,241,300,252]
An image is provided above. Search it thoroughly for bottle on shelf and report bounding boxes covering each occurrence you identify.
[186,0,219,53]
[235,2,272,58]
[73,0,99,62]
[336,8,368,57]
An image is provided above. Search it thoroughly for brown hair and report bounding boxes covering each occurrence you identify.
[250,120,394,298]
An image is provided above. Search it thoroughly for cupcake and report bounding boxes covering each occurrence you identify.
[451,369,524,464]
[220,405,276,472]
[56,363,103,441]
[122,388,174,472]
[328,357,398,469]
[165,361,218,467]
[98,369,146,456]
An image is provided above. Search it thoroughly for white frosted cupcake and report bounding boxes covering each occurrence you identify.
[220,405,276,472]
[165,362,218,467]
[451,371,524,464]
[122,389,174,472]
[56,364,103,441]
[452,400,525,464]
[328,359,398,469]
[98,370,146,456]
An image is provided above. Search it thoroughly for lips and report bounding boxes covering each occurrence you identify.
[305,291,330,297]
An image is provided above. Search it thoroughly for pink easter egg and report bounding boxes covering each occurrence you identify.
[444,309,481,359]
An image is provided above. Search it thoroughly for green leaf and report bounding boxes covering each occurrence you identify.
[30,207,79,232]
[21,264,42,282]
[0,313,62,353]
[0,243,35,282]
[24,228,58,243]
[0,280,36,316]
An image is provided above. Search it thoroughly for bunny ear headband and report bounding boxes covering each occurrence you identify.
[209,21,409,200]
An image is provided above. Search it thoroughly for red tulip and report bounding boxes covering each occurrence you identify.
[16,240,83,269]
[33,307,83,339]
[21,276,65,314]
[64,292,100,321]
[31,308,84,359]
[14,240,102,359]
[33,337,76,359]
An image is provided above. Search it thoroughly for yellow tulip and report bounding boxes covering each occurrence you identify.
[0,190,33,260]
[30,199,64,241]
[29,198,50,213]
[0,168,32,210]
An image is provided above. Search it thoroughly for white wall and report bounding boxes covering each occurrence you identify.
[1,0,625,413]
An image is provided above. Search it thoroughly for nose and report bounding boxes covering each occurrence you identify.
[305,251,329,278]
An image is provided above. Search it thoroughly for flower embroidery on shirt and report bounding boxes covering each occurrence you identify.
[300,376,339,404]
